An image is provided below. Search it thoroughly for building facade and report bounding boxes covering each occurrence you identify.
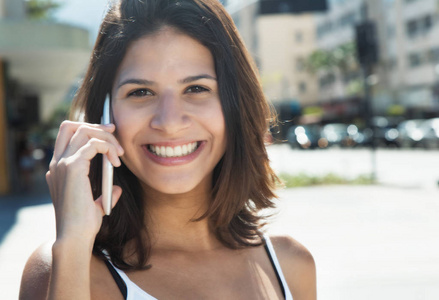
[0,0,91,194]
[382,0,439,117]
[226,0,321,132]
[315,0,439,120]
[257,14,319,106]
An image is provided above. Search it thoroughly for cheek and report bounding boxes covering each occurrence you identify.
[203,106,227,152]
[112,106,144,148]
[198,101,225,131]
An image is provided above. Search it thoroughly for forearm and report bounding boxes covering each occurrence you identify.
[48,238,94,300]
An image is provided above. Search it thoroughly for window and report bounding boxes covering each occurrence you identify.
[421,15,432,32]
[406,20,417,38]
[317,21,333,38]
[296,57,305,71]
[299,82,307,93]
[295,31,304,43]
[429,48,439,63]
[339,12,356,27]
[406,15,434,38]
[408,52,422,67]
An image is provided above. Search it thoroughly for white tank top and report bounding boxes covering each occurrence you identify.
[105,235,293,299]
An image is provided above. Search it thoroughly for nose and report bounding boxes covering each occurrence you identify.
[150,92,191,134]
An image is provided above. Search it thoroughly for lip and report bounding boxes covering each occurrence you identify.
[142,141,206,166]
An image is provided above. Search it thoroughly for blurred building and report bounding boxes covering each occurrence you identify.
[0,0,91,194]
[315,0,439,121]
[226,0,324,137]
[314,0,365,123]
[226,0,259,62]
[380,0,439,118]
[258,14,319,107]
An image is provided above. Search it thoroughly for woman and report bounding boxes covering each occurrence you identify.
[20,0,316,299]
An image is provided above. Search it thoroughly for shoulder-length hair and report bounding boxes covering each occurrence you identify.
[71,0,279,270]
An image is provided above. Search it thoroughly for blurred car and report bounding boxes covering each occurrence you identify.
[286,124,325,149]
[351,127,373,147]
[418,118,439,149]
[320,123,358,147]
[371,116,401,148]
[396,119,426,148]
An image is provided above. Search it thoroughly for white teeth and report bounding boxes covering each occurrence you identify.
[174,145,182,156]
[149,142,199,158]
[166,146,173,157]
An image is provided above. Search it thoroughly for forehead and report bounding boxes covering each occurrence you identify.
[115,28,215,82]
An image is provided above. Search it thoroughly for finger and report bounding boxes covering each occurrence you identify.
[74,138,122,168]
[53,121,116,161]
[95,185,123,216]
[45,171,55,200]
[64,125,123,159]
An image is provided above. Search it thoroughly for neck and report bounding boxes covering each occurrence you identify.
[141,182,222,252]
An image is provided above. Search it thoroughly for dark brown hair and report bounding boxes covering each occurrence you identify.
[71,0,278,270]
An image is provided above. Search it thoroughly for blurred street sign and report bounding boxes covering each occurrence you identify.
[259,0,327,15]
[355,21,379,66]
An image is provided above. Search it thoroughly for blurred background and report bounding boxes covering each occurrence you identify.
[0,0,438,299]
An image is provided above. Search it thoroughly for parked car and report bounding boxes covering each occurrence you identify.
[371,116,401,148]
[320,123,358,147]
[418,118,439,149]
[396,119,426,148]
[286,124,324,149]
[351,127,373,147]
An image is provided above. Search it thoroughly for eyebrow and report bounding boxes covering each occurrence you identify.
[179,74,217,84]
[117,74,217,89]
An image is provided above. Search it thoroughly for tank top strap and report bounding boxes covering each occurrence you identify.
[263,234,294,300]
[103,256,158,300]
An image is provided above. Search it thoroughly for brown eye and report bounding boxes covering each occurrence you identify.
[128,89,154,97]
[186,85,209,93]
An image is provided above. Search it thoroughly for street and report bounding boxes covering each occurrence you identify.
[0,146,438,299]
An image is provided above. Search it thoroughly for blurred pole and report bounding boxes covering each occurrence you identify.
[356,20,379,182]
[362,64,377,182]
[0,60,10,194]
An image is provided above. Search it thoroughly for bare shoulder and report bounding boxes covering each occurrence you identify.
[19,241,53,300]
[269,235,316,300]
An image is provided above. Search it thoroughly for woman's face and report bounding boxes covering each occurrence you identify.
[111,28,226,196]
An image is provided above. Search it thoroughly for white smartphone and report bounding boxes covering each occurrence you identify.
[101,95,114,215]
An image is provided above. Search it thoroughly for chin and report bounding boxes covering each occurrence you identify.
[140,176,211,197]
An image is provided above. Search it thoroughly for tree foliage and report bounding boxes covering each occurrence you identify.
[306,42,358,74]
[26,0,61,20]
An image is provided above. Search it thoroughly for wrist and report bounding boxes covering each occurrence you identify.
[49,238,93,300]
[52,235,95,258]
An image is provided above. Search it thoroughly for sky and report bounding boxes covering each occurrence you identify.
[54,0,110,43]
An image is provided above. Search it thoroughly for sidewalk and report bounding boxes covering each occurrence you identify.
[1,184,438,299]
[270,185,439,300]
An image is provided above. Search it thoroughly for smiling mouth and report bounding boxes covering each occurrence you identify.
[147,142,201,158]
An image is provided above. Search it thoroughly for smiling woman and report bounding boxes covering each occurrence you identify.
[112,29,226,194]
[19,1,316,300]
